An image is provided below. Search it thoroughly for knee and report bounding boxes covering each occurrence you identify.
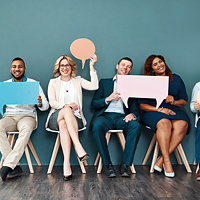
[92,122,106,137]
[127,121,141,137]
[61,107,73,115]
[157,119,171,130]
[19,125,33,134]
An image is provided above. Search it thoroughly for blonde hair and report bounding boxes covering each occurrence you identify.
[53,54,77,77]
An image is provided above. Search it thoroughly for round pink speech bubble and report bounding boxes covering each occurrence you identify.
[70,38,95,69]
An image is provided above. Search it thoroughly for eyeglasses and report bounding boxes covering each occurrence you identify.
[60,64,71,69]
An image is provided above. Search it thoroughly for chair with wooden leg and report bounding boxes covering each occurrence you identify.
[142,127,192,173]
[0,130,41,174]
[46,127,88,174]
[94,130,136,174]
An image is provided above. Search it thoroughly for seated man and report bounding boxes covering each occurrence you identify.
[90,57,141,178]
[190,81,200,180]
[0,57,49,181]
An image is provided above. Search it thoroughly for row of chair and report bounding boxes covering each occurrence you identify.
[0,128,196,174]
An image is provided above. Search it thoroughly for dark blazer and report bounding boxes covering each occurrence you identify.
[90,78,139,130]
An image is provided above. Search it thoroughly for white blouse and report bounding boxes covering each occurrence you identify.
[59,80,81,118]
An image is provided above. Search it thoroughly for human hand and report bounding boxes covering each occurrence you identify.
[66,102,79,111]
[165,95,175,105]
[37,95,42,107]
[89,54,97,67]
[194,100,200,111]
[123,114,136,123]
[106,92,120,102]
[160,108,176,115]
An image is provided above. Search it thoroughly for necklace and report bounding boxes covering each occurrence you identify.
[62,80,71,92]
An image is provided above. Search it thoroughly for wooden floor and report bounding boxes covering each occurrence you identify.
[0,165,200,200]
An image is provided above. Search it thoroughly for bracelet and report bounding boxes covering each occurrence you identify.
[158,107,163,112]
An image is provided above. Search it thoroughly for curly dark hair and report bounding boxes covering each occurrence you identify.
[143,55,173,82]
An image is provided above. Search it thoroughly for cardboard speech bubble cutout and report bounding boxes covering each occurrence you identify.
[197,90,200,104]
[70,38,95,69]
[117,75,169,109]
[0,82,39,116]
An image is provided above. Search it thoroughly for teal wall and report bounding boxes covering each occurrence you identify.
[0,0,199,166]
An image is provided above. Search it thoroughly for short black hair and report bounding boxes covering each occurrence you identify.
[118,57,133,66]
[11,57,25,67]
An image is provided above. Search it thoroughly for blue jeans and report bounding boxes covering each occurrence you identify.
[196,119,200,163]
[92,112,141,166]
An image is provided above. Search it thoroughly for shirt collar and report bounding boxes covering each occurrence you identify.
[113,75,117,81]
[12,76,27,82]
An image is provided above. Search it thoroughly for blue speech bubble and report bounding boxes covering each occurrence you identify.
[0,82,39,116]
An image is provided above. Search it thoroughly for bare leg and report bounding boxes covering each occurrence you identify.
[155,119,173,173]
[57,107,86,157]
[58,119,72,176]
[156,120,188,172]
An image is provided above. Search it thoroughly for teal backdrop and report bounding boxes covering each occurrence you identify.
[0,0,199,166]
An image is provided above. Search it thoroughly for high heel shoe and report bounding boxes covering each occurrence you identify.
[78,154,89,162]
[63,174,73,181]
[154,157,162,172]
[163,164,175,178]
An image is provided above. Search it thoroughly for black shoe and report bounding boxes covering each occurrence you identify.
[78,154,89,162]
[7,166,23,179]
[119,162,130,177]
[105,163,116,178]
[0,166,12,181]
[63,174,73,181]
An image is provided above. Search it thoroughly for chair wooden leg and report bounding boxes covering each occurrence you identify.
[150,141,159,173]
[117,132,136,173]
[174,148,182,165]
[194,160,197,165]
[94,153,100,166]
[196,164,199,173]
[47,134,61,174]
[25,145,34,173]
[177,144,192,173]
[77,157,86,173]
[96,132,111,174]
[142,134,157,165]
[28,139,41,166]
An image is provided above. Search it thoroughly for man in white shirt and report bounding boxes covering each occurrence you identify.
[0,57,49,181]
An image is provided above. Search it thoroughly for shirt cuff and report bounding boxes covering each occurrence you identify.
[105,99,109,105]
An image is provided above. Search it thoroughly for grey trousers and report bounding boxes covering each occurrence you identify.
[0,114,36,169]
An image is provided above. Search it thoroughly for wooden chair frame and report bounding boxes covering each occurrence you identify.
[142,133,192,173]
[0,132,41,174]
[46,128,88,174]
[94,130,136,174]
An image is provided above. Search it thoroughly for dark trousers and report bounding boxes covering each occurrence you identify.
[92,112,141,166]
[196,119,200,163]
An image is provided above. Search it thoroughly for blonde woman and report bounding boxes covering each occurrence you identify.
[46,54,98,180]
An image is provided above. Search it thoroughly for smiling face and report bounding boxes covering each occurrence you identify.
[59,59,72,78]
[151,57,166,76]
[10,60,26,82]
[116,59,132,76]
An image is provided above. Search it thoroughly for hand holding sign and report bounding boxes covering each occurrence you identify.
[0,82,39,116]
[117,75,169,109]
[70,38,95,69]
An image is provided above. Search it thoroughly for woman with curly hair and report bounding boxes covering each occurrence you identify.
[46,54,98,180]
[139,55,189,178]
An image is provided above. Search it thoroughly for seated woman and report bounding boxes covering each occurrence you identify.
[46,54,98,180]
[139,55,189,178]
[190,81,200,180]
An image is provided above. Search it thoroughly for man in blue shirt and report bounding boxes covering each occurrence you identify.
[90,57,141,178]
[0,57,49,181]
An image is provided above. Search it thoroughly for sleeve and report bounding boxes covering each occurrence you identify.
[79,71,99,90]
[128,98,139,119]
[190,82,200,113]
[48,79,65,109]
[91,79,109,110]
[38,84,49,111]
[177,75,188,101]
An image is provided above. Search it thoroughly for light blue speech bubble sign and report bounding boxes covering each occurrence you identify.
[0,82,39,116]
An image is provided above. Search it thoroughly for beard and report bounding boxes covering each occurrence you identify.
[11,72,25,80]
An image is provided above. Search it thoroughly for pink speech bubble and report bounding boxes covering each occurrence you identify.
[197,90,200,104]
[117,75,169,109]
[70,38,95,69]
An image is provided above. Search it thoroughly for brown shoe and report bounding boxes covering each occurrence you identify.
[195,169,200,181]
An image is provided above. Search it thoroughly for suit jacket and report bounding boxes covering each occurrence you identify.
[90,78,139,130]
[46,71,98,128]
